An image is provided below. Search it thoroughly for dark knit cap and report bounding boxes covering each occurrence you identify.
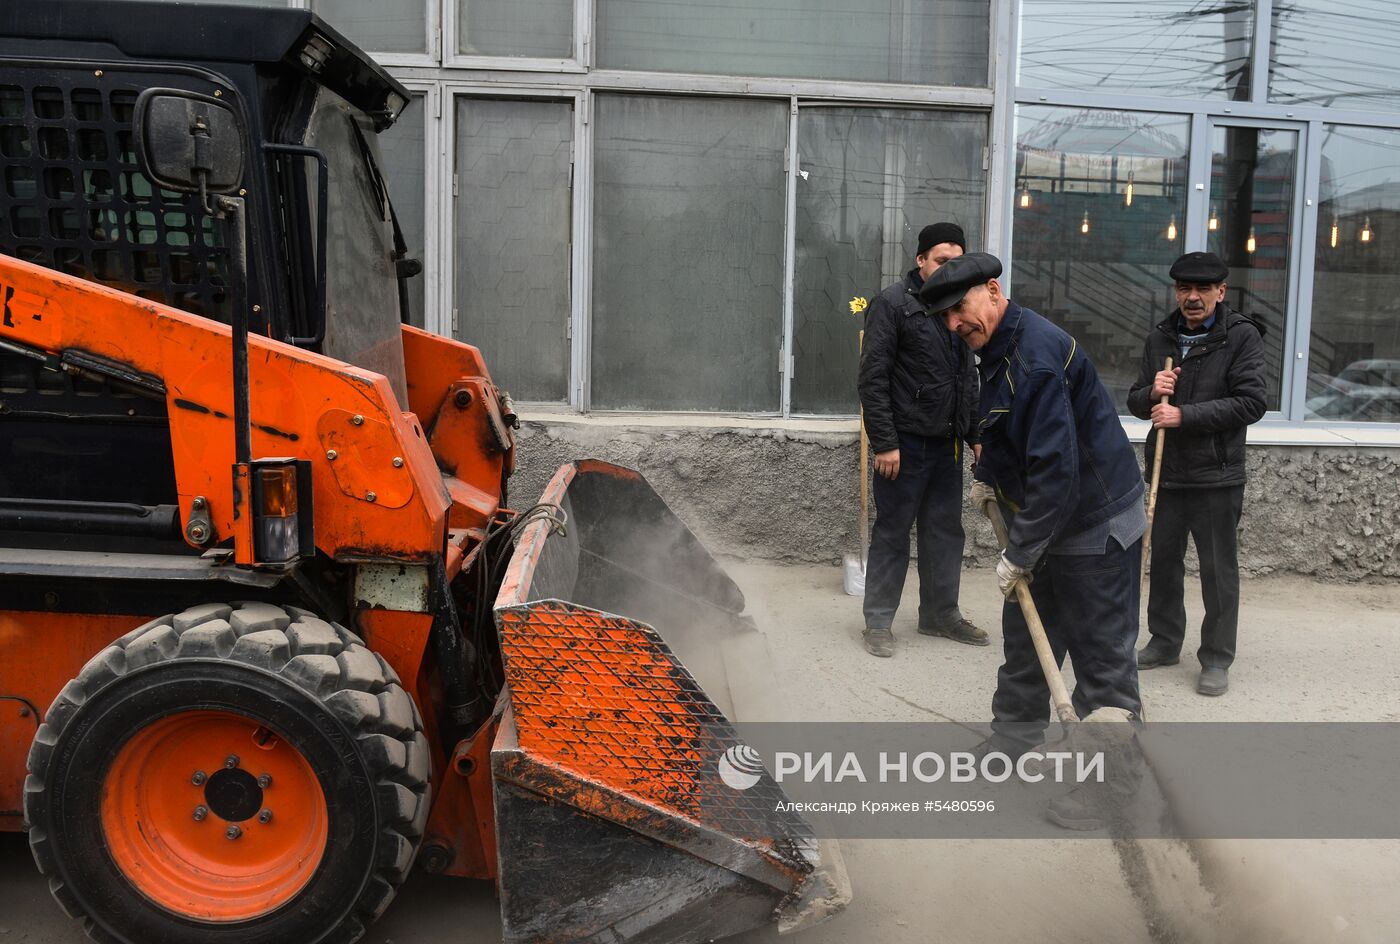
[917,222,967,256]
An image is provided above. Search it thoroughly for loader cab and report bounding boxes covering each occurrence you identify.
[0,1,414,566]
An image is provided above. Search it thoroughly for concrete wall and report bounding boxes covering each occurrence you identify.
[513,415,1400,581]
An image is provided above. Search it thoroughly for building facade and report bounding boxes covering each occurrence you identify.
[172,0,1400,575]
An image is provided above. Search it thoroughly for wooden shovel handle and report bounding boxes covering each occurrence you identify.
[987,503,1078,724]
[1141,356,1174,574]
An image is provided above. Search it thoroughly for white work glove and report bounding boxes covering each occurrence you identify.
[996,551,1033,599]
[969,480,997,519]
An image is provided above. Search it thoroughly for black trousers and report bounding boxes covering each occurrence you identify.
[1145,485,1244,670]
[992,538,1143,749]
[863,432,965,631]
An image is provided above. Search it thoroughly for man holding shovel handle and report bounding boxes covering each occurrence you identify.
[920,253,1146,777]
[1128,252,1267,697]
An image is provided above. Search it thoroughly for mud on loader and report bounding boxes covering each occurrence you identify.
[0,4,847,942]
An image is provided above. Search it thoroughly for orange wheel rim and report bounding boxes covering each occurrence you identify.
[100,710,329,921]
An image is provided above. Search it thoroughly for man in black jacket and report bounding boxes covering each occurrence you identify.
[856,222,984,658]
[1127,252,1267,696]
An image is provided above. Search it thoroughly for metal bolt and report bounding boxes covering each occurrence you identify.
[365,491,377,503]
[193,806,208,821]
[225,754,240,769]
[239,188,247,196]
[188,524,208,543]
[258,809,273,824]
[191,497,206,510]
[252,304,261,313]
[94,69,104,77]
[257,773,272,788]
[325,449,337,461]
[453,389,472,409]
[214,89,223,97]
[192,771,207,786]
[392,456,404,468]
[226,825,242,840]
[351,414,364,425]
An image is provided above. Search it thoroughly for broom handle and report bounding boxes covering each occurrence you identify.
[986,504,1078,724]
[858,329,869,566]
[1141,356,1174,575]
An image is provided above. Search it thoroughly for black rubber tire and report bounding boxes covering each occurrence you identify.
[24,601,432,944]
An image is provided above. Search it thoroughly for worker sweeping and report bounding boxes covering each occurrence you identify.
[920,253,1146,827]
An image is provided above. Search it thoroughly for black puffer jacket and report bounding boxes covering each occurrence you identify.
[1126,305,1267,489]
[857,269,979,453]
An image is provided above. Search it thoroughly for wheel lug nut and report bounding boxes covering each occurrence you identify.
[226,825,242,840]
[224,754,240,769]
[193,806,208,821]
[257,773,272,788]
[258,809,273,824]
[192,770,207,785]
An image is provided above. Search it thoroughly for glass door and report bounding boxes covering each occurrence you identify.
[1201,121,1304,412]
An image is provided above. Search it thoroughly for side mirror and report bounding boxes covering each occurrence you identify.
[133,89,246,195]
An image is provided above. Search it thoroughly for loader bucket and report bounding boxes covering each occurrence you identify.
[492,460,849,943]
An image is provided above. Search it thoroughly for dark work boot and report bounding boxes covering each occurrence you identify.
[862,627,894,658]
[1136,640,1180,669]
[1197,667,1229,696]
[919,617,990,647]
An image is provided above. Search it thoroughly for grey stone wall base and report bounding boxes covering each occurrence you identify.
[513,418,1400,581]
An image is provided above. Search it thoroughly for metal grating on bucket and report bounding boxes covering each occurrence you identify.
[497,599,815,872]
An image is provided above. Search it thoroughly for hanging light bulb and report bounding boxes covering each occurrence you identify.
[1246,227,1257,254]
[1208,205,1219,231]
[1361,216,1373,243]
[1331,215,1339,248]
[1019,186,1032,209]
[1166,214,1178,241]
[1125,171,1134,207]
[1081,210,1090,235]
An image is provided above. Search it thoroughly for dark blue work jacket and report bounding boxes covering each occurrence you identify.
[973,303,1144,568]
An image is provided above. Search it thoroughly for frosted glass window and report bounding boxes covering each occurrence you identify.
[454,98,573,402]
[457,0,574,59]
[312,0,427,54]
[591,95,787,411]
[597,0,988,87]
[793,107,987,414]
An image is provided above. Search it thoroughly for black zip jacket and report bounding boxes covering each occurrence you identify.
[857,269,979,453]
[1126,305,1267,489]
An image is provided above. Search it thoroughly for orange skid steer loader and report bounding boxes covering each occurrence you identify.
[0,3,848,942]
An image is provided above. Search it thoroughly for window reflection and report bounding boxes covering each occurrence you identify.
[1307,126,1400,423]
[792,108,986,415]
[1010,106,1189,407]
[1018,0,1252,99]
[1270,1,1400,112]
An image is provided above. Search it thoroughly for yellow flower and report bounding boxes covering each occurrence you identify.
[849,296,869,315]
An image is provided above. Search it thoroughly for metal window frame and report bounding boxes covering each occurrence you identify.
[442,0,591,73]
[1007,2,1400,435]
[440,83,588,408]
[1202,115,1310,422]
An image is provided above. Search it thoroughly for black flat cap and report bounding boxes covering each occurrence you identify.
[918,252,1003,313]
[917,222,966,256]
[1169,251,1229,284]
